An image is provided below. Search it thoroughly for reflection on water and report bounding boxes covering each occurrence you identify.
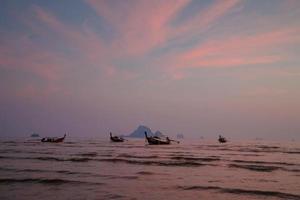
[0,138,299,200]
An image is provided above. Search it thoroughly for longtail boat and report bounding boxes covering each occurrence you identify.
[110,132,125,142]
[144,131,171,145]
[41,134,66,143]
[218,135,227,143]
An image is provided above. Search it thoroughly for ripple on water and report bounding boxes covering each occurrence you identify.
[228,164,282,172]
[177,185,300,200]
[0,178,104,186]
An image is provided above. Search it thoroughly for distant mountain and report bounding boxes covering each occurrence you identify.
[177,134,184,139]
[127,125,154,138]
[154,131,164,137]
[30,132,40,137]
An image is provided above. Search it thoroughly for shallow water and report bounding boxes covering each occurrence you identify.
[0,138,299,200]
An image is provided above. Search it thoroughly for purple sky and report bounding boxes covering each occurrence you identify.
[0,0,300,139]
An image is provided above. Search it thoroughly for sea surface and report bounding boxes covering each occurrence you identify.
[0,138,300,200]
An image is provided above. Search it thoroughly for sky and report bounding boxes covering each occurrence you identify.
[0,0,300,139]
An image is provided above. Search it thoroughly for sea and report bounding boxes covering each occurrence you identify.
[0,137,299,200]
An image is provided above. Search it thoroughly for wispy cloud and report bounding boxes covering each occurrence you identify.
[1,0,299,84]
[160,26,300,79]
[171,0,241,39]
[86,0,190,56]
[0,35,63,81]
[32,5,106,65]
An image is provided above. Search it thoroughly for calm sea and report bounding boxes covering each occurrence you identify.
[0,138,299,200]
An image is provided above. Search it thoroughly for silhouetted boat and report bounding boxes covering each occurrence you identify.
[144,131,171,145]
[41,134,66,143]
[218,135,227,143]
[110,132,124,142]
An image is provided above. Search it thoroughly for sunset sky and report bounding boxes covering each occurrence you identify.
[1,0,300,139]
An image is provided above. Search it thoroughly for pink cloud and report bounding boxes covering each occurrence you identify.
[32,5,106,65]
[154,26,300,80]
[21,5,141,84]
[0,36,63,81]
[7,5,140,85]
[180,27,300,62]
[172,27,300,70]
[86,0,190,55]
[191,55,282,68]
[0,34,73,99]
[170,0,241,40]
[86,0,241,56]
[3,1,298,84]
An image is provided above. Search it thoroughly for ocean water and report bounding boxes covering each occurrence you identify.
[0,138,299,200]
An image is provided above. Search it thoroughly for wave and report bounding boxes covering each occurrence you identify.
[225,153,262,157]
[136,171,155,175]
[108,175,138,180]
[255,145,280,149]
[237,147,283,153]
[0,167,94,176]
[286,168,300,172]
[103,194,126,199]
[232,159,298,166]
[0,167,42,173]
[197,145,285,155]
[177,185,300,199]
[0,167,139,180]
[229,163,300,173]
[75,152,98,157]
[235,147,300,155]
[1,141,17,144]
[117,153,158,159]
[34,156,66,161]
[228,164,281,172]
[0,178,104,186]
[33,156,87,162]
[63,142,77,144]
[0,149,23,154]
[283,151,300,154]
[69,157,93,162]
[36,156,93,162]
[97,158,205,167]
[0,155,94,162]
[0,155,215,166]
[0,155,12,159]
[170,156,220,162]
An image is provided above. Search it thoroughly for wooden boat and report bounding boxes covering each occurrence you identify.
[218,135,227,143]
[144,131,171,145]
[110,132,124,142]
[41,134,66,143]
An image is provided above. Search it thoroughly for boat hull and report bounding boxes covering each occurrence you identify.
[146,137,170,145]
[41,135,66,143]
[144,132,170,145]
[110,137,124,142]
[109,133,124,142]
[218,138,227,143]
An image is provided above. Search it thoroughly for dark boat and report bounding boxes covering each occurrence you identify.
[110,132,124,142]
[144,131,171,145]
[41,134,66,143]
[218,135,227,143]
